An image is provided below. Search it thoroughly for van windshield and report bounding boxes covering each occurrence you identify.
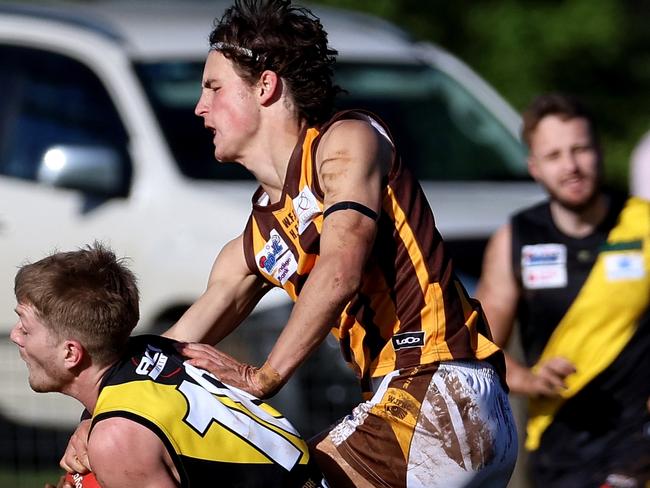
[135,61,527,181]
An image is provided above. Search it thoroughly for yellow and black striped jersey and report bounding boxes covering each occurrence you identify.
[92,335,322,487]
[242,110,502,392]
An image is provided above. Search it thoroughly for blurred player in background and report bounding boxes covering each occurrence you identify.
[477,93,650,487]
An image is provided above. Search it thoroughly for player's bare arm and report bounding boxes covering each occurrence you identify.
[477,223,576,397]
[262,118,390,389]
[476,224,519,347]
[164,234,272,345]
[180,119,391,397]
[88,417,179,488]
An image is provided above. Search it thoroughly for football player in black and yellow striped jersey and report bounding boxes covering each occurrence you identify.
[11,244,324,488]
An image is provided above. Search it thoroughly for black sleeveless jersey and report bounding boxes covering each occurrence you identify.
[92,335,322,488]
[511,196,650,485]
[511,195,625,365]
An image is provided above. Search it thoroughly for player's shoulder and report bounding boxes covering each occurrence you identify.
[89,416,134,455]
[89,416,168,474]
[512,199,549,223]
[320,116,377,146]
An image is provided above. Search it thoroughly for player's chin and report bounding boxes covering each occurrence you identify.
[556,186,598,211]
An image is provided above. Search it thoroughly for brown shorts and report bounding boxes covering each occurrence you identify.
[326,360,518,488]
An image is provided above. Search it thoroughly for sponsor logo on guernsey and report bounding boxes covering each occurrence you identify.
[292,186,321,235]
[521,243,567,289]
[256,229,298,284]
[70,473,83,488]
[392,331,425,351]
[604,251,645,281]
[135,344,168,380]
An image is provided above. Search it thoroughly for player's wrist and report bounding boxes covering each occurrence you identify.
[508,365,537,396]
[253,362,284,399]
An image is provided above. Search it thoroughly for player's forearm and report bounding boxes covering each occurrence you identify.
[265,256,360,387]
[164,280,266,345]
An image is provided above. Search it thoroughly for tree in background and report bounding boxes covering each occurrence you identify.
[315,0,650,188]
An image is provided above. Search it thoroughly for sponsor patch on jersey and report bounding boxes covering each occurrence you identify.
[521,243,567,289]
[135,344,168,380]
[292,186,321,235]
[256,229,298,283]
[274,251,298,285]
[392,331,425,351]
[604,251,645,281]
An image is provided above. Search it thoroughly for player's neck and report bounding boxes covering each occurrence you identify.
[242,114,307,204]
[62,362,116,414]
[550,192,609,238]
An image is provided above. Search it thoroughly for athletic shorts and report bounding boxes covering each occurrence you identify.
[326,360,518,488]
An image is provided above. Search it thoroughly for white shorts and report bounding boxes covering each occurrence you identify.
[327,360,518,488]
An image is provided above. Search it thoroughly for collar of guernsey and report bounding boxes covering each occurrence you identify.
[526,196,650,450]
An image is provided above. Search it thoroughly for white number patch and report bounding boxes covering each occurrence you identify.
[177,363,302,471]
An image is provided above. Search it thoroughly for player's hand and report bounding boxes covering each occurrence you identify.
[175,342,282,398]
[528,357,576,398]
[60,419,92,475]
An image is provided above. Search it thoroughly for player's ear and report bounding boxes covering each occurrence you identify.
[258,70,280,104]
[63,339,85,369]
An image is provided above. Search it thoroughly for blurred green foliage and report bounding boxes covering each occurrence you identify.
[314,0,650,188]
[0,468,62,488]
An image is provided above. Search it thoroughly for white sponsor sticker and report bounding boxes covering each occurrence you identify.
[292,186,321,235]
[135,345,168,380]
[521,243,567,289]
[273,252,298,285]
[604,252,645,281]
[255,229,297,283]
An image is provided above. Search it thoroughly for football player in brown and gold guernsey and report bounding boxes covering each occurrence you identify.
[63,1,518,486]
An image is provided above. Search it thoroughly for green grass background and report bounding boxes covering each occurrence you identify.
[0,469,63,488]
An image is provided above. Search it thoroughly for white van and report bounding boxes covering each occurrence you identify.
[0,0,542,427]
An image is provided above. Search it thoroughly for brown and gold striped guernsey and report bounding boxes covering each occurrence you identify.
[243,110,502,392]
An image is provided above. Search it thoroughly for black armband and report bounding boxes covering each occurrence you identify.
[323,201,379,221]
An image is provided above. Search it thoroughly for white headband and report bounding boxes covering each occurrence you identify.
[210,41,256,60]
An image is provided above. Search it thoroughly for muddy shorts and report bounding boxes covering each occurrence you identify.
[327,360,518,488]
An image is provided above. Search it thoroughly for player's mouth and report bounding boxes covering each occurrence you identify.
[561,175,587,190]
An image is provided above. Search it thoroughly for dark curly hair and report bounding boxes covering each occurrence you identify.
[209,0,341,125]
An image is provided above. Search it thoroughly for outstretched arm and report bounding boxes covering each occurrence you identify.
[164,233,271,345]
[476,224,575,397]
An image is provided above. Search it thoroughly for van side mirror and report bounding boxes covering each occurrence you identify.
[36,144,126,196]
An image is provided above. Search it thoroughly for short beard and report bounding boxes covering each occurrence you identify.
[544,175,602,213]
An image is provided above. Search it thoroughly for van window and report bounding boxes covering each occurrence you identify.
[135,60,526,181]
[0,45,130,184]
[335,63,527,180]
